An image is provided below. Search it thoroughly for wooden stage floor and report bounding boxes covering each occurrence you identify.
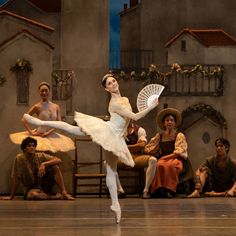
[0,197,235,236]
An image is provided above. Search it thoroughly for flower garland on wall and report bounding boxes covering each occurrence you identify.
[10,58,33,74]
[181,103,227,129]
[52,70,75,87]
[116,63,224,85]
[51,70,76,101]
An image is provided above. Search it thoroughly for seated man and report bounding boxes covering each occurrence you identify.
[188,138,236,198]
[117,120,157,199]
[1,137,74,200]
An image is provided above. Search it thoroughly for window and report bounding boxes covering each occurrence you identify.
[16,72,29,105]
[181,40,186,51]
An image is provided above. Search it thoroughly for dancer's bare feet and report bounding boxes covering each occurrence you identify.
[187,190,200,198]
[49,193,62,200]
[61,192,75,200]
[225,189,235,197]
[110,205,121,224]
[204,191,226,197]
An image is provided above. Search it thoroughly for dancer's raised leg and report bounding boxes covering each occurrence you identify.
[23,114,85,136]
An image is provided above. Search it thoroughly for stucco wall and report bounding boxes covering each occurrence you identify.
[167,35,205,64]
[204,47,236,64]
[0,15,53,45]
[120,5,141,50]
[61,0,109,115]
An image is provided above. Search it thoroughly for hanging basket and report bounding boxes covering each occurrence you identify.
[10,58,33,74]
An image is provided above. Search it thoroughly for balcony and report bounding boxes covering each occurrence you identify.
[110,62,224,96]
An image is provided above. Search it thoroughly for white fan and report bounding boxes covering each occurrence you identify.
[137,84,165,111]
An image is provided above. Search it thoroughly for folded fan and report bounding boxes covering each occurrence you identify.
[137,84,165,111]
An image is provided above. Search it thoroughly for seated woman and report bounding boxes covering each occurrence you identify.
[144,108,193,197]
[10,81,74,153]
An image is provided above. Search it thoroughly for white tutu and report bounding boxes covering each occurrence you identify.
[10,131,75,153]
[74,112,134,167]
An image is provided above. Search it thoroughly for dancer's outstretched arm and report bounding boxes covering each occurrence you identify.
[23,114,85,136]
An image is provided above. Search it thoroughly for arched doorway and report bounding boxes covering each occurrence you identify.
[179,103,227,171]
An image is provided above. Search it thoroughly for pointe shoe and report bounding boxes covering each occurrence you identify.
[23,114,43,126]
[110,205,121,224]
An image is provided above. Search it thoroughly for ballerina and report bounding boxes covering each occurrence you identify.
[23,74,159,223]
[10,81,74,153]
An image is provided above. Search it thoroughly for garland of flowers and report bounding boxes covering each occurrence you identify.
[10,58,33,74]
[171,63,224,76]
[116,63,224,84]
[52,70,75,86]
[181,103,227,128]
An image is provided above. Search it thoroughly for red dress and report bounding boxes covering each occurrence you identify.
[151,134,183,193]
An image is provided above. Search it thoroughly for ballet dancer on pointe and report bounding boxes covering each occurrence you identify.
[23,74,159,223]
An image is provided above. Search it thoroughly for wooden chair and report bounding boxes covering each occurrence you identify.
[73,136,106,197]
[117,162,145,196]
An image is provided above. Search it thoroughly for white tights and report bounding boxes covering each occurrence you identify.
[144,156,157,192]
[105,153,120,209]
[115,156,157,193]
[106,164,120,209]
[23,114,85,136]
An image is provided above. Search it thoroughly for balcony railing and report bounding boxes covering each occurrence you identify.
[163,65,224,96]
[51,69,75,114]
[112,64,224,96]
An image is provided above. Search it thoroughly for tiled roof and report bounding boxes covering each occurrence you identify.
[1,0,61,12]
[0,10,54,31]
[0,29,54,49]
[165,28,236,47]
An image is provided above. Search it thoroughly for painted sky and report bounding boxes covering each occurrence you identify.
[0,0,127,49]
[110,0,128,49]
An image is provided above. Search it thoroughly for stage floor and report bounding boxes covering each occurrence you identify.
[0,197,235,236]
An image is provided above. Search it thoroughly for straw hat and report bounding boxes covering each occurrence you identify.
[156,108,181,130]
